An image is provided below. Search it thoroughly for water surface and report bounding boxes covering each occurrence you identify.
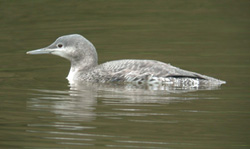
[0,0,249,148]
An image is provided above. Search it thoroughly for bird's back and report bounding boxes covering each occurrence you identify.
[78,59,225,86]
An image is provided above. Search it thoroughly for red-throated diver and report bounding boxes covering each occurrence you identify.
[26,34,226,86]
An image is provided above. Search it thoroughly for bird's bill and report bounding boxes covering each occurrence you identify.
[26,48,53,55]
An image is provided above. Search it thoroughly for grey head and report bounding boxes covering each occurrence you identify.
[27,34,98,69]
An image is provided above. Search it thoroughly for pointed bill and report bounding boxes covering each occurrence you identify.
[26,48,53,55]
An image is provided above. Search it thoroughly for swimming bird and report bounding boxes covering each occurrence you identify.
[26,34,226,87]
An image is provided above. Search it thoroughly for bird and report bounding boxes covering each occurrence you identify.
[26,34,226,87]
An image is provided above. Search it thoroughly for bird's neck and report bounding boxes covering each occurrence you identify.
[67,58,98,84]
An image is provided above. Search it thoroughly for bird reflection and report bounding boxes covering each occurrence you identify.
[27,82,222,123]
[27,87,97,122]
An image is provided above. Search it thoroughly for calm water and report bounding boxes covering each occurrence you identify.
[0,0,250,148]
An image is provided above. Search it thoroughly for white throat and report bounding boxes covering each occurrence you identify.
[67,67,78,84]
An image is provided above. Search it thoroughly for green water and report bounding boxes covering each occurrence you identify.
[0,0,249,148]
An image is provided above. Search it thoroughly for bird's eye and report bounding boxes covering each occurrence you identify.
[57,44,63,48]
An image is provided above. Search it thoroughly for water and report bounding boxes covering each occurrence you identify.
[0,0,250,148]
